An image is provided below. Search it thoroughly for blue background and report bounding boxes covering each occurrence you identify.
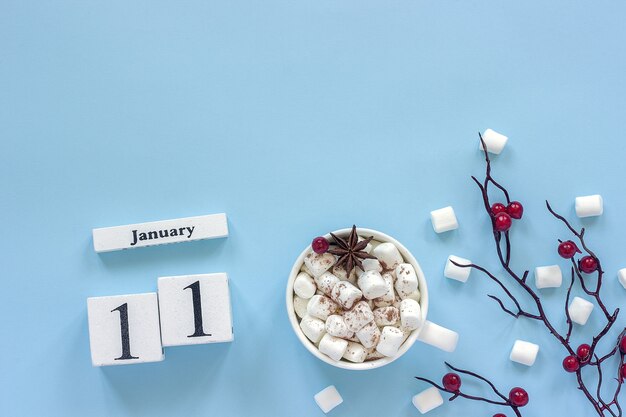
[1,1,625,416]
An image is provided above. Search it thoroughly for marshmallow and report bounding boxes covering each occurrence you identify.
[395,263,419,299]
[444,255,472,282]
[376,326,405,357]
[294,272,317,299]
[300,315,326,343]
[575,194,603,218]
[315,271,341,296]
[412,387,444,414]
[430,206,458,233]
[358,236,374,254]
[509,339,539,366]
[307,295,340,321]
[361,258,383,273]
[416,320,459,352]
[343,341,368,363]
[373,273,395,306]
[372,242,404,270]
[403,289,421,303]
[374,306,400,327]
[365,346,385,361]
[400,299,422,330]
[314,385,343,414]
[325,315,353,339]
[293,296,308,318]
[618,268,626,290]
[319,333,349,361]
[330,281,363,310]
[331,263,357,284]
[358,271,388,300]
[534,265,562,289]
[304,251,336,277]
[356,321,381,349]
[343,301,374,332]
[569,297,594,325]
[479,128,508,155]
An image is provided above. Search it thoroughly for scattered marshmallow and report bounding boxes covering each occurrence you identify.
[330,281,363,310]
[314,385,343,414]
[315,271,341,296]
[376,326,404,357]
[395,263,419,298]
[534,265,562,289]
[374,306,400,327]
[400,299,422,330]
[325,315,353,339]
[304,252,336,277]
[416,320,458,352]
[618,269,626,290]
[569,296,594,325]
[300,315,326,343]
[319,333,349,361]
[479,128,508,155]
[509,340,539,366]
[343,341,367,363]
[372,242,404,270]
[356,320,381,349]
[307,295,340,321]
[343,301,375,332]
[575,194,604,218]
[361,258,383,273]
[294,272,317,299]
[358,271,388,300]
[444,255,472,282]
[294,296,308,318]
[412,387,444,414]
[430,206,458,233]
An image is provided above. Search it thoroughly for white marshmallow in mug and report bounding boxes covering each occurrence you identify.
[361,258,383,273]
[304,251,336,277]
[343,301,374,332]
[343,341,368,363]
[300,315,326,344]
[373,273,395,307]
[374,306,400,327]
[395,263,419,299]
[293,296,308,318]
[400,298,422,330]
[330,281,363,310]
[356,321,381,349]
[325,315,353,339]
[307,295,340,321]
[372,242,404,270]
[357,236,374,254]
[331,263,357,283]
[318,333,349,361]
[365,346,385,361]
[315,271,341,296]
[358,270,388,299]
[293,272,317,299]
[376,326,405,357]
[403,289,421,303]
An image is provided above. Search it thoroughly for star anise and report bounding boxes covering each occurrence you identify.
[328,225,377,276]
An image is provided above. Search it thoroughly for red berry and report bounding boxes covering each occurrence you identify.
[507,201,524,219]
[493,414,507,417]
[621,364,626,380]
[508,387,529,407]
[494,212,512,232]
[563,355,580,373]
[442,372,461,392]
[491,203,507,216]
[620,336,626,353]
[311,237,329,254]
[579,256,598,273]
[576,344,591,364]
[558,240,580,259]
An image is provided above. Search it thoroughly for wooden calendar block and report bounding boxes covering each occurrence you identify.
[87,293,164,366]
[92,213,228,253]
[157,273,234,347]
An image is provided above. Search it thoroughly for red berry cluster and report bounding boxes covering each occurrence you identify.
[556,240,598,273]
[490,201,523,232]
[441,373,528,411]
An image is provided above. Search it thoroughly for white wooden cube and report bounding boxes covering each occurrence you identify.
[479,128,508,154]
[412,387,444,414]
[568,296,594,325]
[444,255,472,282]
[430,206,458,233]
[314,385,343,413]
[575,195,603,218]
[509,340,539,366]
[158,273,234,347]
[534,265,562,289]
[618,268,626,290]
[87,293,164,366]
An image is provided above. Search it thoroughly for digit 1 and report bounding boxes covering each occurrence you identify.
[111,303,139,360]
[184,281,211,338]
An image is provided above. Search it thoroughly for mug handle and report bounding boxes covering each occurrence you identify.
[416,320,459,353]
